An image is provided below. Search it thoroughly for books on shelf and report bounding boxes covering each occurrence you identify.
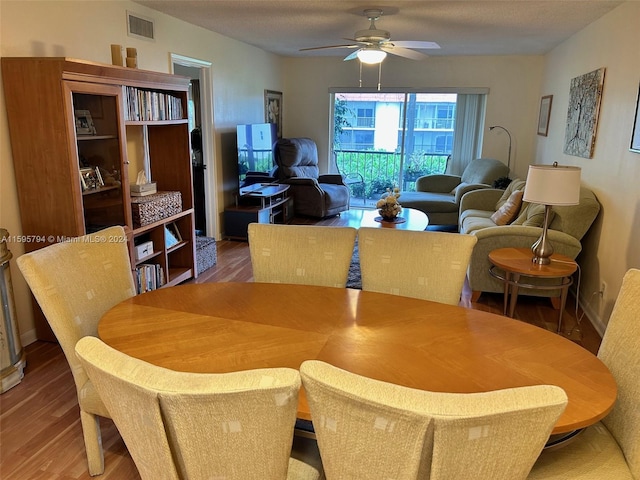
[135,263,165,294]
[123,86,184,121]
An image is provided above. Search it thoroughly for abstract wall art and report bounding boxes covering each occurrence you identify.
[563,68,605,159]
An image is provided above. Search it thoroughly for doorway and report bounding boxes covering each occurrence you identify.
[171,54,217,238]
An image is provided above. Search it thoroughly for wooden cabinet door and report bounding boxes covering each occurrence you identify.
[63,81,132,233]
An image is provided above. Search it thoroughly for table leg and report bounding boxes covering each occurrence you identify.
[558,279,569,334]
[502,272,511,316]
[508,274,520,318]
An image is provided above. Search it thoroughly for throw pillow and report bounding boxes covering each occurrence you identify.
[490,190,524,226]
[495,179,526,210]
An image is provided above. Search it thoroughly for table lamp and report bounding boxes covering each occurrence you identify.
[522,162,581,265]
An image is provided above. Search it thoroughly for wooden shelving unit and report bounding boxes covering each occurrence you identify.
[2,57,197,340]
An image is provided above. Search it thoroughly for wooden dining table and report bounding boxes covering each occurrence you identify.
[98,282,616,436]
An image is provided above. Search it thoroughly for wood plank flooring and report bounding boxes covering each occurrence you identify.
[0,215,602,479]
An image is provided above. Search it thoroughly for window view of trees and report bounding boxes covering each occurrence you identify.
[333,92,456,204]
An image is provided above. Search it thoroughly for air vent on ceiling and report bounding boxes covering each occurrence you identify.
[127,11,155,41]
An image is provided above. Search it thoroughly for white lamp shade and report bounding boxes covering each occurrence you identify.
[357,47,387,64]
[523,164,581,206]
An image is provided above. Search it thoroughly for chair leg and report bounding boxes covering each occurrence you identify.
[80,410,105,476]
[470,291,482,303]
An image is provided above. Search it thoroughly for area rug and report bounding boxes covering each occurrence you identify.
[346,241,361,289]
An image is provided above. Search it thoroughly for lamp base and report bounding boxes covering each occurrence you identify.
[530,205,554,265]
[531,254,552,266]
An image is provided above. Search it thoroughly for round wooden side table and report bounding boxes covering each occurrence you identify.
[488,247,578,333]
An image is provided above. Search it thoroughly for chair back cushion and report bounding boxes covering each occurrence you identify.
[300,360,567,480]
[460,158,510,186]
[275,138,320,179]
[16,225,135,392]
[76,336,306,480]
[248,224,357,287]
[358,228,477,305]
[598,268,640,477]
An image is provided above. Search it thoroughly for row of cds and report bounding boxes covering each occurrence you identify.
[124,86,184,121]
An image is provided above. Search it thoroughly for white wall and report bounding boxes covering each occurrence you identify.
[536,1,640,332]
[0,0,284,343]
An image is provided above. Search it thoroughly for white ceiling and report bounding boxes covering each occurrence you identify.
[133,1,623,58]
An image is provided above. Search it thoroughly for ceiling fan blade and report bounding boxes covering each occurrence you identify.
[381,45,428,60]
[342,38,371,45]
[387,40,440,50]
[299,44,359,52]
[343,50,360,61]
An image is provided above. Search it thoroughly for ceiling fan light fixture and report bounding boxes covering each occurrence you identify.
[357,47,387,64]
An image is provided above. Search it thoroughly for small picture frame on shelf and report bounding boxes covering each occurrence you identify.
[74,109,97,135]
[165,222,182,248]
[79,166,104,191]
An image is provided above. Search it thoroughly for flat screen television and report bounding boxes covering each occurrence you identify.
[236,123,277,188]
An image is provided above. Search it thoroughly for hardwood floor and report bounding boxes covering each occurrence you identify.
[0,215,602,479]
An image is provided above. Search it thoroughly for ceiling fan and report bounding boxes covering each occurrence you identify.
[300,9,440,64]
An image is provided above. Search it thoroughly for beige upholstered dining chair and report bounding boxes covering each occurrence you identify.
[16,226,136,476]
[527,268,640,480]
[358,228,477,305]
[300,360,567,480]
[75,336,320,480]
[248,223,357,287]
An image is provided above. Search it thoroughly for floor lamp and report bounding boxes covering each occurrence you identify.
[489,125,512,170]
[523,163,581,265]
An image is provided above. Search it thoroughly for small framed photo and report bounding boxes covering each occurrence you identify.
[75,109,97,135]
[79,166,104,191]
[630,84,640,153]
[537,95,553,137]
[264,90,283,138]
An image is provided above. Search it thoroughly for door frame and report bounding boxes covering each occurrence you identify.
[170,53,218,239]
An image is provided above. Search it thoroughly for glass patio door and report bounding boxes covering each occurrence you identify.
[332,91,456,206]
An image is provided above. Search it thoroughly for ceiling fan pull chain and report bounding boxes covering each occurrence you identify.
[377,62,382,91]
[359,61,363,88]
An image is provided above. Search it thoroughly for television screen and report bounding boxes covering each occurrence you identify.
[236,123,277,188]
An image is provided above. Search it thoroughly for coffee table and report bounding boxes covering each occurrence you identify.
[339,207,428,230]
[99,282,616,436]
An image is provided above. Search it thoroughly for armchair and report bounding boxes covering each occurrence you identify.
[274,137,350,218]
[400,157,509,227]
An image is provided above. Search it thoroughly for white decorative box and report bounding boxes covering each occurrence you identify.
[130,182,157,196]
[134,241,154,261]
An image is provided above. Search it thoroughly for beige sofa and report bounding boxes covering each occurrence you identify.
[459,179,601,301]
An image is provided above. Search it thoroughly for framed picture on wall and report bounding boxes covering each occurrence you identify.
[537,95,553,136]
[264,90,282,138]
[630,84,640,153]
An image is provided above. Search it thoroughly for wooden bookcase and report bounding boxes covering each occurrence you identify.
[2,57,197,340]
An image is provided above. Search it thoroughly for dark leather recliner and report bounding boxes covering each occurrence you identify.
[274,137,350,218]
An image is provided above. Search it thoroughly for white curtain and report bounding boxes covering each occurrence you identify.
[449,94,486,175]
